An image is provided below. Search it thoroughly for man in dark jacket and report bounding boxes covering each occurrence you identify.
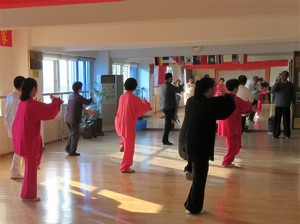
[271,71,295,139]
[65,82,93,156]
[179,77,235,215]
[160,73,183,145]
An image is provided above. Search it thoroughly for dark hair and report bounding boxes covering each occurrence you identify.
[219,78,225,82]
[194,77,215,99]
[238,75,247,85]
[124,78,137,91]
[72,82,83,92]
[261,81,269,88]
[20,78,37,101]
[165,73,173,80]
[13,76,25,89]
[280,71,289,76]
[226,79,240,91]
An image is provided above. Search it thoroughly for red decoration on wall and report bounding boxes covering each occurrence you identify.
[149,64,154,74]
[158,66,166,85]
[0,30,12,47]
[185,60,288,70]
[0,0,123,9]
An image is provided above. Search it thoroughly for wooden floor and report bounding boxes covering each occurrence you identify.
[1,106,300,224]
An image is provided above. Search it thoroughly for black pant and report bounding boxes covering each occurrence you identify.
[162,109,175,143]
[65,123,80,154]
[241,116,247,133]
[248,99,257,122]
[184,159,209,214]
[273,106,291,137]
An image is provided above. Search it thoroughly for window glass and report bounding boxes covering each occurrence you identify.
[43,60,55,93]
[42,55,93,104]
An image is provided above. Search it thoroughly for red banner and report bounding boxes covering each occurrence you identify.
[0,0,122,9]
[0,30,12,47]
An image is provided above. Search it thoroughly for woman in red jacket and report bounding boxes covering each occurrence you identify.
[12,78,63,201]
[218,79,255,167]
[115,78,151,173]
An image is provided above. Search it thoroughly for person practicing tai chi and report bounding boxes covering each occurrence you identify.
[12,78,63,202]
[115,78,151,173]
[179,77,235,215]
[5,76,25,179]
[218,79,255,168]
[65,81,93,156]
[160,73,183,145]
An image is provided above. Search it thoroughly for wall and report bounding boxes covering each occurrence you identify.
[193,69,215,80]
[0,30,30,155]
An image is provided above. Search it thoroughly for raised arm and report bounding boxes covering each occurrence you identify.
[33,97,63,121]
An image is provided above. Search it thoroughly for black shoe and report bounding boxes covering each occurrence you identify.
[272,136,279,139]
[65,147,70,153]
[69,152,80,156]
[163,141,173,145]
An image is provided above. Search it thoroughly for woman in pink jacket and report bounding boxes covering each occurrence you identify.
[218,79,255,167]
[12,78,63,201]
[115,78,151,173]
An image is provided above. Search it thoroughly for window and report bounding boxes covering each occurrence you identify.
[42,54,94,103]
[112,63,137,83]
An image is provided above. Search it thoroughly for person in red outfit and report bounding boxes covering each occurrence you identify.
[115,78,151,173]
[215,77,227,97]
[218,79,255,167]
[12,78,63,201]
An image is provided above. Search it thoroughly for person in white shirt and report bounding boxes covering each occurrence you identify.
[245,76,261,122]
[184,78,195,105]
[237,75,254,132]
[5,76,25,179]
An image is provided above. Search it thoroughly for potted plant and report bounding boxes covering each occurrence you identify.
[80,108,96,139]
[92,82,115,136]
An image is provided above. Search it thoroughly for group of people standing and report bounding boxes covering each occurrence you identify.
[4,70,295,213]
[5,77,63,202]
[159,71,295,215]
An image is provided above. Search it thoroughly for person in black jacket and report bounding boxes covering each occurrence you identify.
[271,71,295,139]
[160,73,183,145]
[65,82,93,156]
[178,77,235,215]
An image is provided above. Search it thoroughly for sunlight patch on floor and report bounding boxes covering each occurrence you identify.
[40,177,98,197]
[98,189,163,213]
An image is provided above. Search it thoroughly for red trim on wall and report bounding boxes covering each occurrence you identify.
[0,0,123,9]
[185,60,288,70]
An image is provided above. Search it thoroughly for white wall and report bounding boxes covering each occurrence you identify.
[0,30,30,155]
[270,66,289,86]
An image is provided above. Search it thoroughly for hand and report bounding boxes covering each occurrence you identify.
[89,92,93,98]
[50,94,63,105]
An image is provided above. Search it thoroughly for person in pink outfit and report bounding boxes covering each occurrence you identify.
[218,79,255,167]
[115,78,151,173]
[12,78,63,201]
[215,78,227,97]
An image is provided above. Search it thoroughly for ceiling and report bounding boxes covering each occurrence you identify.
[0,0,299,58]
